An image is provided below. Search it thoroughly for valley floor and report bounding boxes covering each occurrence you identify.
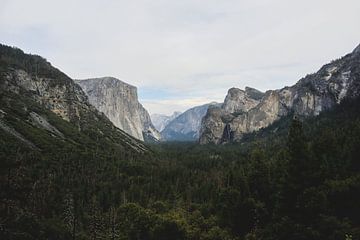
[1,97,360,240]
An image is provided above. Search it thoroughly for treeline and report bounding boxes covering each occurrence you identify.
[1,97,360,239]
[0,44,69,82]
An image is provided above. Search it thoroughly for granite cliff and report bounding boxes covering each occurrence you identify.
[75,77,161,142]
[200,44,360,144]
[0,44,147,153]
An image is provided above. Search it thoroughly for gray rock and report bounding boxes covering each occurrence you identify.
[75,77,161,141]
[353,43,360,54]
[200,44,360,144]
[29,111,64,138]
[222,87,264,114]
[0,119,39,150]
[1,64,147,153]
[2,69,89,124]
[162,102,220,141]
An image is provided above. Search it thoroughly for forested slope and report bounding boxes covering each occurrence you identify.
[1,44,359,239]
[1,96,360,239]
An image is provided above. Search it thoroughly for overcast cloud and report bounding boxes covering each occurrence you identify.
[1,0,360,114]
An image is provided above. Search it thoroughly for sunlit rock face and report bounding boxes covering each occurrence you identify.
[75,77,161,142]
[200,44,360,144]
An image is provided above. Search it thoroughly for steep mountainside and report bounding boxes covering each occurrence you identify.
[0,44,147,153]
[151,111,181,132]
[75,77,161,142]
[161,102,220,141]
[1,43,360,240]
[200,44,360,144]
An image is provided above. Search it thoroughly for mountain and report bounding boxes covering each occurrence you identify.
[2,43,360,240]
[75,77,161,142]
[151,111,181,132]
[0,44,147,153]
[200,44,360,144]
[161,102,220,141]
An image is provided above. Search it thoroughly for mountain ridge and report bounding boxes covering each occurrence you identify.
[0,43,148,153]
[199,43,360,144]
[151,111,182,132]
[161,102,221,141]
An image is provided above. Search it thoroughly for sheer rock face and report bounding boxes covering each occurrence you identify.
[0,48,147,153]
[161,102,220,141]
[223,87,264,113]
[200,45,360,144]
[75,77,160,141]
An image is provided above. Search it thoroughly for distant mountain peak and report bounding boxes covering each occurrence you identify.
[161,102,221,141]
[151,111,182,132]
[245,86,264,100]
[200,43,360,144]
[353,43,360,54]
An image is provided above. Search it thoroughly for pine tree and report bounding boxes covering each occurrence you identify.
[287,117,308,189]
[63,192,77,240]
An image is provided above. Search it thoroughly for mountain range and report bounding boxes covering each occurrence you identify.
[199,44,360,144]
[1,43,360,146]
[151,111,181,132]
[160,102,220,141]
[0,44,147,154]
[1,42,360,240]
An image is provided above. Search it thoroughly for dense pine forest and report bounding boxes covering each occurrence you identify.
[2,0,360,238]
[1,44,360,240]
[1,89,360,239]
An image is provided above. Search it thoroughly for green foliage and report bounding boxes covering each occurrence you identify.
[1,96,360,240]
[1,44,360,240]
[0,43,70,82]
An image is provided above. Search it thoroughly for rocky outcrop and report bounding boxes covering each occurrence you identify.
[2,69,87,125]
[200,44,360,144]
[161,102,220,141]
[151,112,181,132]
[0,117,40,150]
[0,44,147,153]
[29,111,64,138]
[75,77,161,141]
[223,87,264,113]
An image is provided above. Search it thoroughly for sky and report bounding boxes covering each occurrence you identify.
[1,0,360,115]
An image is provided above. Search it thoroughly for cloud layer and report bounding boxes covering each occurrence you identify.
[1,0,360,114]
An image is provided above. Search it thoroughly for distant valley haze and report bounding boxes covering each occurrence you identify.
[1,0,359,115]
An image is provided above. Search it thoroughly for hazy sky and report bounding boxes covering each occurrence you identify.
[1,0,360,115]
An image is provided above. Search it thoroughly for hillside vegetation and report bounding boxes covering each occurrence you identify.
[0,44,359,239]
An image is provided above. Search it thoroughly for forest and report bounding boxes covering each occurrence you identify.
[1,90,360,239]
[1,0,360,238]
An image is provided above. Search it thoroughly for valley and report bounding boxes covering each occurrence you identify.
[1,43,360,240]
